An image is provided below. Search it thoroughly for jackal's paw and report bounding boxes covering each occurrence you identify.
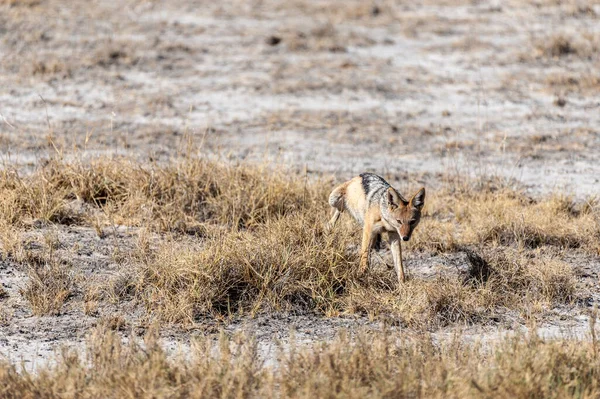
[358,259,370,274]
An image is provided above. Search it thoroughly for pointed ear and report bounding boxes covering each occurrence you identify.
[387,188,408,208]
[410,187,426,210]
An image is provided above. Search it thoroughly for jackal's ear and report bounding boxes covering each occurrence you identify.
[387,188,408,208]
[410,187,426,210]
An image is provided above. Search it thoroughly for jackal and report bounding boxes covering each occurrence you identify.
[327,173,425,283]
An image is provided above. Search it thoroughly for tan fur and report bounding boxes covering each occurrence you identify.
[327,174,425,284]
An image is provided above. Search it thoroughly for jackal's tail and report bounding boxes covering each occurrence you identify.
[326,185,345,232]
[328,185,345,210]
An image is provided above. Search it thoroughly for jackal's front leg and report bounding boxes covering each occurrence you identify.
[388,231,405,283]
[359,222,374,273]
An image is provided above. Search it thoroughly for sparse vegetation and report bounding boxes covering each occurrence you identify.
[2,326,600,398]
[0,156,595,324]
[2,0,600,395]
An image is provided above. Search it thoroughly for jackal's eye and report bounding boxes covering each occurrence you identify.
[396,219,403,225]
[409,219,417,225]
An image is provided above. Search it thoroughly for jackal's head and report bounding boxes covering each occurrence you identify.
[383,187,425,241]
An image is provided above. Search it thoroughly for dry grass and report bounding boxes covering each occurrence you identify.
[28,58,70,78]
[20,261,74,316]
[131,232,577,327]
[18,233,75,316]
[0,156,596,323]
[412,184,600,254]
[0,0,41,7]
[0,220,26,263]
[535,32,600,59]
[2,325,600,398]
[0,157,319,232]
[281,23,375,53]
[345,247,576,326]
[134,216,357,322]
[546,71,600,92]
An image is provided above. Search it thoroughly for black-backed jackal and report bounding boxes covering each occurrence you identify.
[327,173,425,283]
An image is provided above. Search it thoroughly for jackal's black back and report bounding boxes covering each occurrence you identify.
[359,173,391,206]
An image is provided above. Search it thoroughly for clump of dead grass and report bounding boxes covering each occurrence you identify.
[546,71,600,92]
[129,202,578,327]
[135,213,358,323]
[0,220,26,262]
[4,158,597,253]
[26,58,71,79]
[20,260,74,316]
[0,326,267,398]
[478,247,576,308]
[535,32,600,59]
[0,168,68,226]
[279,328,600,398]
[14,231,76,316]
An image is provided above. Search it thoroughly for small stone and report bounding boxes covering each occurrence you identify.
[266,36,281,46]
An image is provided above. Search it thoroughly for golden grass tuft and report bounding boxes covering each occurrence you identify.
[0,220,26,263]
[342,247,575,327]
[18,239,75,316]
[4,228,76,316]
[20,261,74,316]
[127,183,581,326]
